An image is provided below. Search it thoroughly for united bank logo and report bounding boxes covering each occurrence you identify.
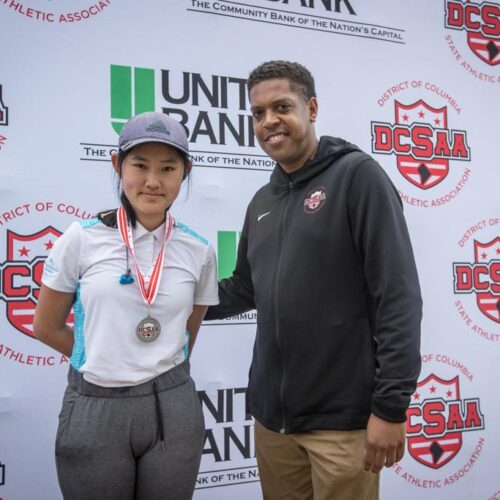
[78,64,271,170]
[110,66,155,135]
[197,386,258,489]
[0,227,64,337]
[445,0,500,66]
[110,65,254,146]
[453,237,500,324]
[186,0,407,44]
[371,99,470,190]
[406,374,484,469]
[261,0,357,15]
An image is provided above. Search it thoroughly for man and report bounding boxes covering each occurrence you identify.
[205,61,422,500]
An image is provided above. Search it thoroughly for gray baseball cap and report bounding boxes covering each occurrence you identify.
[118,111,189,155]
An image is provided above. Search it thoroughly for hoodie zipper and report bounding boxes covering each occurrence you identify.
[274,180,294,434]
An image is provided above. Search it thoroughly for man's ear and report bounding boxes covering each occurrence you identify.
[309,97,318,123]
[111,152,121,176]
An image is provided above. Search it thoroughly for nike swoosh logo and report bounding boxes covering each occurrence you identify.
[257,211,271,222]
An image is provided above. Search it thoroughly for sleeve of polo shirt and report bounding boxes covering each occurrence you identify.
[194,243,219,305]
[42,222,82,293]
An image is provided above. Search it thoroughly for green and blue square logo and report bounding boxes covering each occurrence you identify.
[111,65,155,134]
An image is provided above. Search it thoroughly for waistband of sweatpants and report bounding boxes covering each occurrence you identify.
[67,360,191,398]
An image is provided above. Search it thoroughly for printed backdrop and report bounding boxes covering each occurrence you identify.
[0,1,499,499]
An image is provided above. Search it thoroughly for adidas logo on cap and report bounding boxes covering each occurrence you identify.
[145,120,171,135]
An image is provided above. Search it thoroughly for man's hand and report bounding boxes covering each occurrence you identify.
[364,413,406,474]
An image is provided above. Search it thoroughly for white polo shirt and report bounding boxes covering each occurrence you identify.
[42,213,219,387]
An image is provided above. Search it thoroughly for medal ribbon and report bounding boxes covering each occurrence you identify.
[117,207,174,307]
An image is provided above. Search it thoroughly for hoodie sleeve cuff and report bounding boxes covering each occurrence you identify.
[371,400,408,424]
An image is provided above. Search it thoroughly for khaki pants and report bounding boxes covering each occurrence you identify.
[255,420,379,500]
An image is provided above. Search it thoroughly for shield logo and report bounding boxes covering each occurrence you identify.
[4,227,67,337]
[474,237,500,323]
[407,374,462,469]
[304,186,326,213]
[395,100,449,190]
[467,31,500,66]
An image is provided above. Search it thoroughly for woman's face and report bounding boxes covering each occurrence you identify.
[112,142,187,230]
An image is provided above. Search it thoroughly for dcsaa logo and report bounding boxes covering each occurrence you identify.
[0,227,74,337]
[445,0,500,66]
[406,374,484,469]
[371,100,470,190]
[304,187,327,213]
[453,237,500,323]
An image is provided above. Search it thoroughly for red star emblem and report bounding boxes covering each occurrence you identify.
[481,252,487,259]
[434,118,441,125]
[496,248,500,255]
[413,392,420,401]
[429,386,436,394]
[45,240,54,250]
[418,111,425,119]
[402,114,409,121]
[18,246,30,257]
[446,390,453,397]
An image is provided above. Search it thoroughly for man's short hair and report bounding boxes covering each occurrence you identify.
[247,60,316,101]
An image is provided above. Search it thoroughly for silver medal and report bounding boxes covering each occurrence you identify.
[136,316,161,342]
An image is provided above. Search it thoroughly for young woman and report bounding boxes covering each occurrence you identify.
[34,112,218,500]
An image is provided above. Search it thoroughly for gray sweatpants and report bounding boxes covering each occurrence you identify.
[55,361,204,500]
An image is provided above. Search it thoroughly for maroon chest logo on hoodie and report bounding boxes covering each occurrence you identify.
[304,186,327,214]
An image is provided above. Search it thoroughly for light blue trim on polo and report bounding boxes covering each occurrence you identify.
[183,329,190,359]
[79,217,100,229]
[175,221,209,245]
[70,283,86,371]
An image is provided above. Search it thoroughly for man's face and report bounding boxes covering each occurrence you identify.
[249,78,318,173]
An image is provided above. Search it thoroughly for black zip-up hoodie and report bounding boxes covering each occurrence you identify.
[205,136,422,433]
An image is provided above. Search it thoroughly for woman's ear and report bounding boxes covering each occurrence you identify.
[111,152,121,176]
[183,160,193,180]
